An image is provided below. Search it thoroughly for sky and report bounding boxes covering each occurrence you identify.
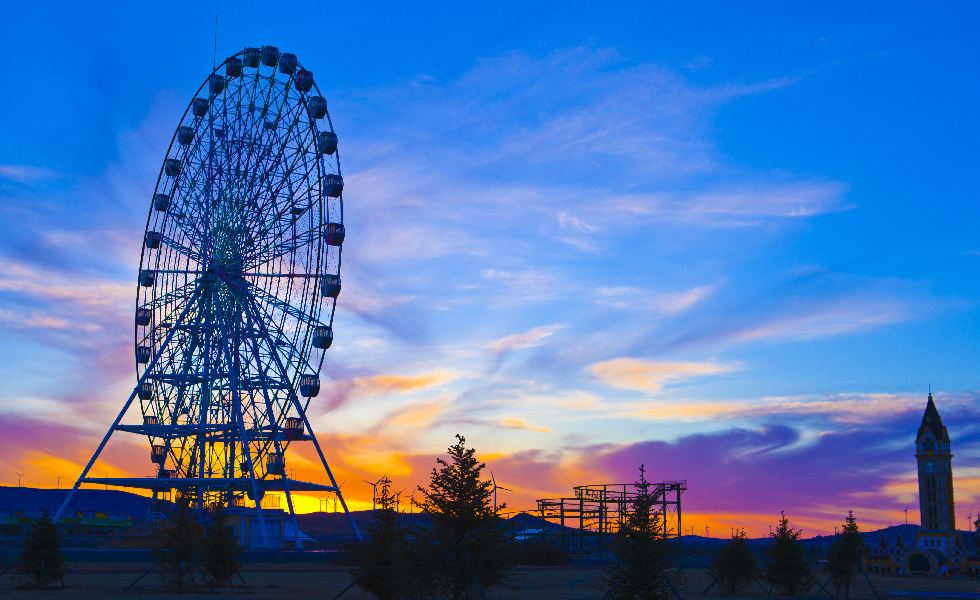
[1,2,979,538]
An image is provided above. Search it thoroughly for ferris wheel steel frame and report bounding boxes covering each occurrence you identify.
[55,46,358,541]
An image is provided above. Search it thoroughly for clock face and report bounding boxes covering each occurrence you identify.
[924,461,936,473]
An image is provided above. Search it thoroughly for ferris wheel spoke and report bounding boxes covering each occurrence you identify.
[248,283,322,330]
[245,294,318,381]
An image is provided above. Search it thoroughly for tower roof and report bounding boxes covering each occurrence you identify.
[917,393,950,443]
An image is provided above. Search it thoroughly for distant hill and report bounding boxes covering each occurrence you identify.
[0,486,160,518]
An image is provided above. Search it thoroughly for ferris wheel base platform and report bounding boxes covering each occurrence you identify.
[79,477,338,493]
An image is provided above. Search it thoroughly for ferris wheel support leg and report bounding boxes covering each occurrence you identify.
[54,289,200,524]
[215,298,270,545]
[53,386,140,523]
[281,477,303,549]
[241,295,361,541]
[292,404,362,541]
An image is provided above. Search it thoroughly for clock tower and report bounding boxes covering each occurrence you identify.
[904,392,959,575]
[915,392,955,533]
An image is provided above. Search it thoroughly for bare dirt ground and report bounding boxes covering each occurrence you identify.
[0,562,971,599]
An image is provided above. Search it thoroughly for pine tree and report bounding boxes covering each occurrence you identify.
[825,511,865,599]
[153,504,204,590]
[351,476,417,599]
[709,528,757,595]
[201,504,242,586]
[17,508,67,588]
[764,511,815,596]
[415,434,517,600]
[601,465,679,600]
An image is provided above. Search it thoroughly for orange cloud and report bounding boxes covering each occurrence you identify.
[354,373,454,397]
[498,418,550,432]
[589,357,738,392]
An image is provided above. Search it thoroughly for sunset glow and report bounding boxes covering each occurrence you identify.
[1,3,979,539]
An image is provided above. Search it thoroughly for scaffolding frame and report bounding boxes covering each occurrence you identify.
[535,480,687,552]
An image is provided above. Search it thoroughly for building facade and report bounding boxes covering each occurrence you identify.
[865,393,979,577]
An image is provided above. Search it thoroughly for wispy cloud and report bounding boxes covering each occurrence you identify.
[0,164,61,184]
[488,324,565,354]
[595,284,715,314]
[589,358,739,392]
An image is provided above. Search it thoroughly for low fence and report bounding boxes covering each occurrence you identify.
[0,534,358,553]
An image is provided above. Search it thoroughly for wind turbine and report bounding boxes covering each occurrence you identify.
[490,471,512,513]
[903,504,909,525]
[395,489,406,513]
[363,476,385,511]
[15,472,23,487]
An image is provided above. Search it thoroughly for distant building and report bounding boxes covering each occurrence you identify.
[865,393,980,577]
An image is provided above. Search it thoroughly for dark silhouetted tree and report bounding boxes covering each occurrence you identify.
[825,511,866,598]
[201,504,242,586]
[764,511,815,596]
[154,504,204,590]
[709,528,757,595]
[602,465,679,600]
[351,476,417,599]
[17,508,67,588]
[415,434,517,600]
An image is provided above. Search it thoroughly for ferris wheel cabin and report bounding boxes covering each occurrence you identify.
[153,193,170,212]
[279,53,298,75]
[144,231,162,249]
[324,174,343,197]
[136,308,151,326]
[136,346,151,364]
[294,70,315,93]
[209,74,225,95]
[150,444,166,464]
[192,97,209,117]
[177,126,194,145]
[266,452,285,476]
[299,375,320,397]
[284,417,304,440]
[308,97,328,120]
[317,131,338,155]
[326,223,345,246]
[225,57,243,78]
[320,274,341,298]
[312,325,333,349]
[243,47,261,68]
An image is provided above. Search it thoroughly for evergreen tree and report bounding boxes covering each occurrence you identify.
[17,508,67,588]
[201,504,242,586]
[708,528,757,596]
[351,476,418,600]
[601,465,679,600]
[825,511,865,599]
[415,434,517,600]
[153,504,204,590]
[764,512,815,596]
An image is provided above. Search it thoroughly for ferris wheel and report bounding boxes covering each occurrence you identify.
[56,45,357,539]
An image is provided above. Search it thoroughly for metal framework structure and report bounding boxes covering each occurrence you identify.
[55,45,359,540]
[535,480,686,552]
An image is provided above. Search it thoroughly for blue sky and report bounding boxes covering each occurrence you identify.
[1,2,979,535]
